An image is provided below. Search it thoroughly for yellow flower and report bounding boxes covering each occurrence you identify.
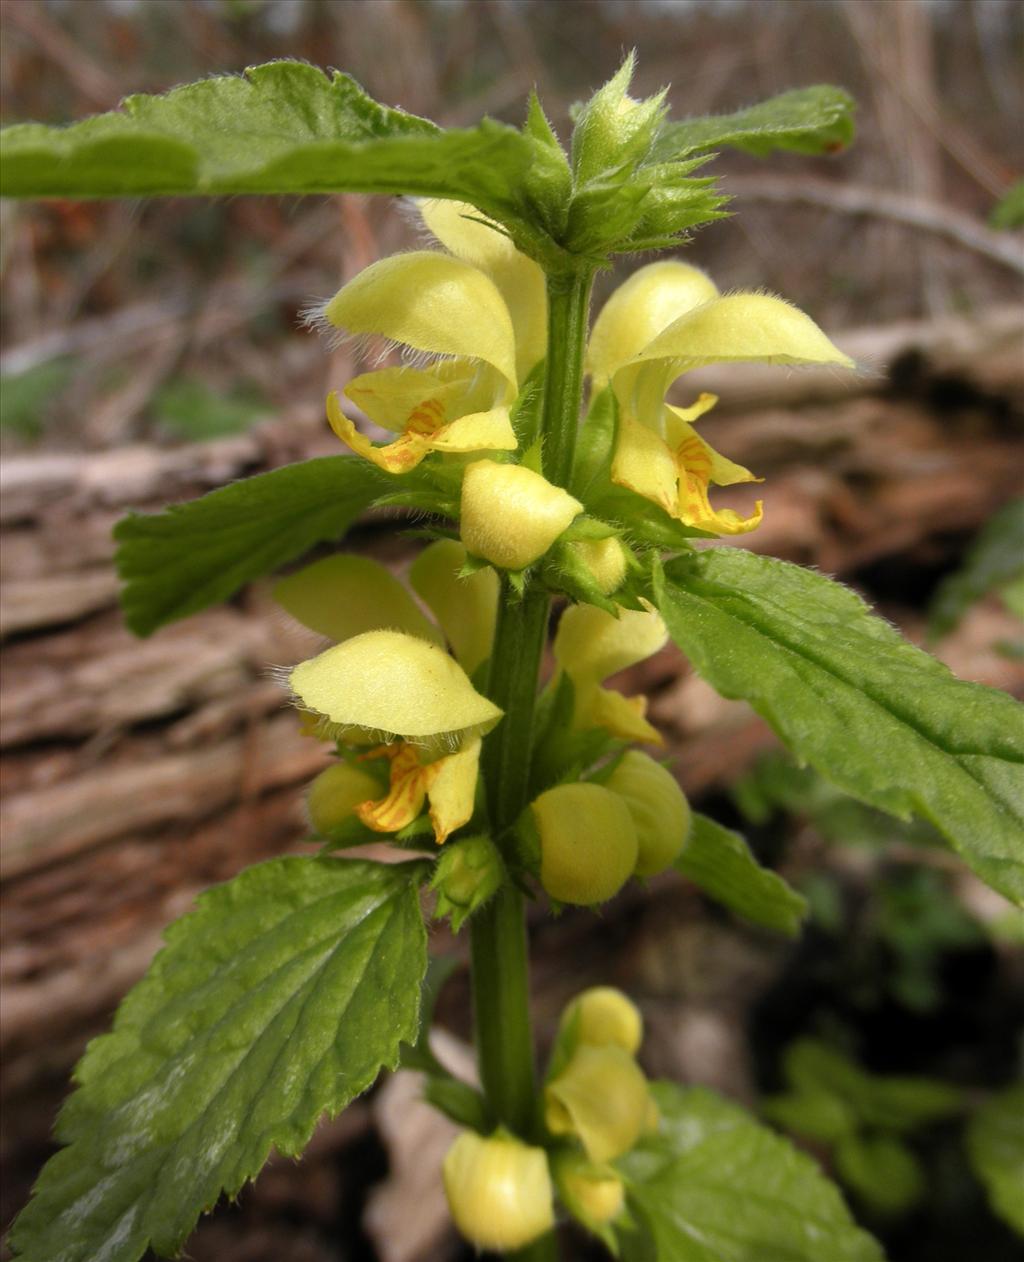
[588,260,853,535]
[460,459,583,571]
[288,628,501,844]
[553,602,668,744]
[606,749,692,876]
[545,1044,651,1162]
[408,538,499,677]
[313,201,546,474]
[273,554,443,647]
[530,782,638,906]
[443,1130,555,1253]
[560,986,643,1056]
[355,735,483,845]
[552,1150,625,1234]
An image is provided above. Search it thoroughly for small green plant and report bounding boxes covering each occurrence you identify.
[2,56,1022,1262]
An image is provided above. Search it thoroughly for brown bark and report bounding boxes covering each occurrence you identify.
[0,309,1020,1155]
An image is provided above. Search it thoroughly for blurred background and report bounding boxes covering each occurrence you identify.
[1,2,1022,1260]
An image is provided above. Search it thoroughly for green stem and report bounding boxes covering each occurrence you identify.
[540,268,595,489]
[469,267,595,1262]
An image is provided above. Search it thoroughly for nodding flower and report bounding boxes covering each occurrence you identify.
[587,260,853,535]
[309,199,546,474]
[553,601,668,744]
[278,550,502,844]
[442,1129,554,1253]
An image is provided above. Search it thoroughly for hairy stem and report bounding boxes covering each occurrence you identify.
[471,267,595,1262]
[540,269,595,488]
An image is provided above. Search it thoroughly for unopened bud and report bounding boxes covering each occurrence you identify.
[606,750,691,876]
[461,459,582,571]
[567,537,628,595]
[562,986,643,1056]
[442,1130,554,1252]
[572,57,667,187]
[552,1150,625,1232]
[530,782,638,906]
[545,1044,650,1162]
[430,834,503,932]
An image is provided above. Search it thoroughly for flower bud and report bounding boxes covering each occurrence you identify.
[461,459,582,571]
[566,537,628,596]
[552,1150,625,1233]
[562,986,643,1056]
[530,782,638,906]
[606,750,692,876]
[306,762,382,839]
[572,56,667,188]
[430,834,503,932]
[442,1130,554,1252]
[545,1044,650,1162]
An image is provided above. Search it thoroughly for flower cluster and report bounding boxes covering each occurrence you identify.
[284,197,847,884]
[309,199,850,565]
[279,196,853,1254]
[442,987,657,1252]
[282,543,500,847]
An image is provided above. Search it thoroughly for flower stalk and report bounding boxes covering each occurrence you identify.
[469,267,596,1261]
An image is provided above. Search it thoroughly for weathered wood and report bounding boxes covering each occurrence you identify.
[1,312,1020,1116]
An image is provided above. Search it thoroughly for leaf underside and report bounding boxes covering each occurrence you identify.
[653,85,856,161]
[654,550,1024,906]
[676,813,808,936]
[114,454,385,636]
[618,1083,884,1262]
[9,856,428,1262]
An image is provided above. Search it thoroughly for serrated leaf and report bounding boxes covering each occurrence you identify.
[928,498,1024,641]
[617,1083,884,1262]
[674,813,807,936]
[10,856,429,1262]
[653,86,855,162]
[114,455,385,636]
[0,61,535,214]
[966,1083,1024,1236]
[653,550,1024,905]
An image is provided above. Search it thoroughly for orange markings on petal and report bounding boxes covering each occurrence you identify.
[405,396,448,437]
[356,744,428,833]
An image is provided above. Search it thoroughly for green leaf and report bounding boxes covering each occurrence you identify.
[617,1083,884,1262]
[674,813,808,937]
[833,1135,924,1217]
[114,455,384,636]
[653,86,856,161]
[966,1083,1024,1236]
[0,61,535,215]
[0,356,76,440]
[990,180,1024,231]
[653,550,1024,905]
[153,378,270,442]
[928,498,1024,641]
[10,856,429,1262]
[762,1088,858,1144]
[780,1040,961,1134]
